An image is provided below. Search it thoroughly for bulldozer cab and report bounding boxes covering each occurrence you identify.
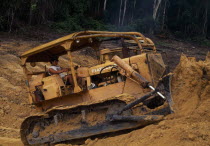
[20,31,163,105]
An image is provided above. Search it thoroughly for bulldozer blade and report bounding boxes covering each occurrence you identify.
[162,74,174,113]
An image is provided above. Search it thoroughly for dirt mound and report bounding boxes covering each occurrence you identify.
[0,137,22,146]
[172,54,210,116]
[0,40,39,142]
[79,54,210,146]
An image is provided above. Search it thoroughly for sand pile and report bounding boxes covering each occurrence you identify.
[78,54,210,146]
[172,53,210,116]
[0,42,37,142]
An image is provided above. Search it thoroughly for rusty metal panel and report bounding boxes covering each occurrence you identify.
[130,53,152,83]
[40,92,88,111]
[123,78,150,98]
[89,62,117,76]
[88,82,124,101]
[147,53,166,87]
[42,75,65,100]
[77,67,90,77]
[29,73,45,92]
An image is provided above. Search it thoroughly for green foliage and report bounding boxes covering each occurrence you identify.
[31,3,37,11]
[0,0,210,42]
[201,39,210,47]
[126,17,155,33]
[0,16,5,30]
[104,24,118,31]
[167,0,209,38]
[50,17,82,33]
[50,16,106,33]
[155,41,172,47]
[80,17,106,30]
[173,31,184,38]
[190,36,210,47]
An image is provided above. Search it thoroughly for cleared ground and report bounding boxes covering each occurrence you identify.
[0,33,209,146]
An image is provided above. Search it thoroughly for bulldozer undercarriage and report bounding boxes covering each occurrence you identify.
[21,75,172,145]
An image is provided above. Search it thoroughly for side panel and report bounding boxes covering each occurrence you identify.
[28,73,45,103]
[40,92,90,111]
[123,78,150,97]
[42,75,65,100]
[88,82,124,101]
[130,53,152,83]
[39,78,149,111]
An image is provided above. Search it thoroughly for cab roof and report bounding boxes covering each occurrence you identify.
[20,31,153,65]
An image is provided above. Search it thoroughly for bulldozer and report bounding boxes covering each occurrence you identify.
[20,31,173,145]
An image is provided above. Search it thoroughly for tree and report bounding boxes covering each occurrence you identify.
[121,0,128,26]
[1,0,210,39]
[202,0,208,36]
[104,0,107,11]
[118,0,123,26]
[153,0,162,20]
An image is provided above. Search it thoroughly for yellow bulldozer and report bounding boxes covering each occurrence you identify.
[20,31,173,145]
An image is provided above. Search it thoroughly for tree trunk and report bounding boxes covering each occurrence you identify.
[98,0,101,15]
[118,0,123,26]
[203,0,208,36]
[37,0,47,24]
[177,7,180,21]
[7,8,11,29]
[153,0,157,11]
[95,0,97,16]
[29,0,36,25]
[29,0,32,25]
[161,0,167,31]
[103,0,107,11]
[153,0,162,20]
[131,0,136,22]
[122,0,128,26]
[9,7,15,33]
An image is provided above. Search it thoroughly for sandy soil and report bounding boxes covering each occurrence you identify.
[0,33,209,146]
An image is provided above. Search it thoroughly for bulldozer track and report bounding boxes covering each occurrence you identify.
[20,97,170,145]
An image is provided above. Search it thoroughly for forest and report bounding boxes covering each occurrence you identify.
[0,0,210,40]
